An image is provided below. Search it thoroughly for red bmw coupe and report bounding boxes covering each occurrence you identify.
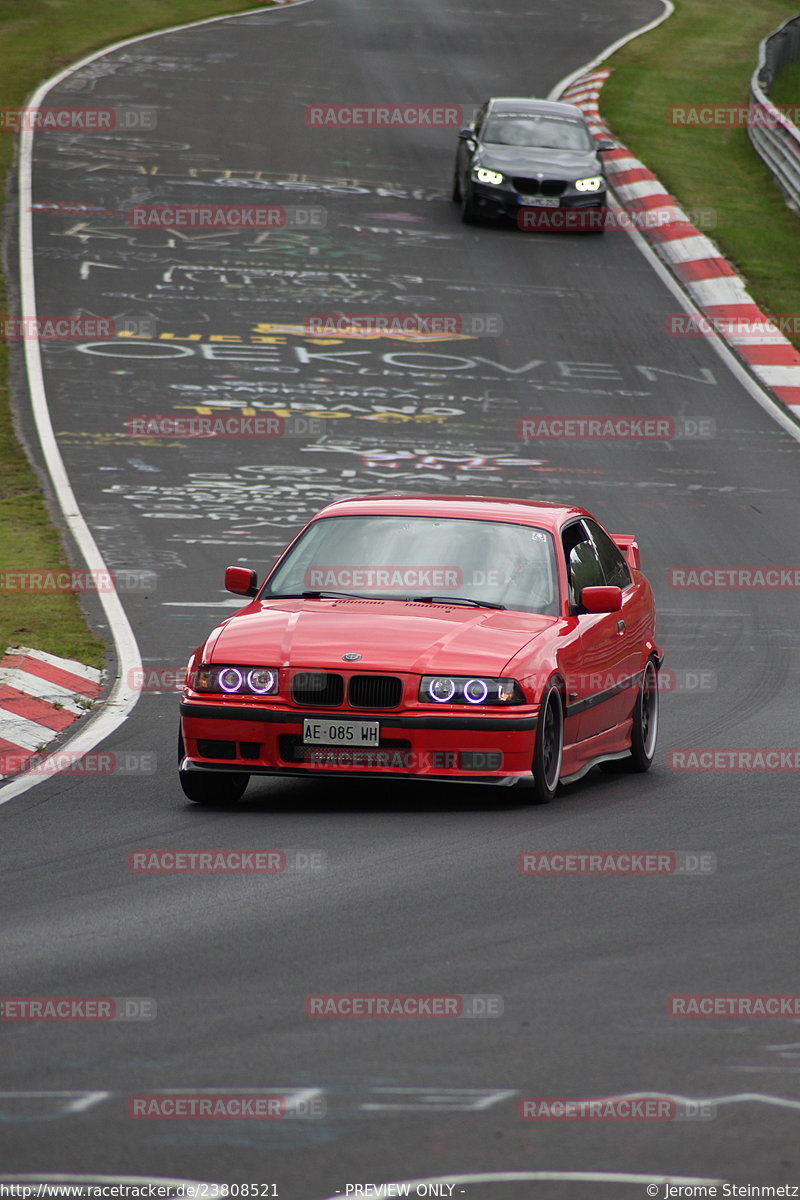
[178,495,662,804]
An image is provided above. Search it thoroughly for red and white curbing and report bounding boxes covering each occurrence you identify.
[0,646,103,777]
[561,68,800,417]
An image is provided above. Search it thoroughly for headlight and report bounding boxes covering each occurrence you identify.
[419,676,524,705]
[474,167,504,185]
[574,175,603,192]
[190,664,280,696]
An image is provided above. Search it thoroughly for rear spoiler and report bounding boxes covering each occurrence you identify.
[612,534,640,570]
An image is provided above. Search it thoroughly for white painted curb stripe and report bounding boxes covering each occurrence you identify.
[12,645,102,683]
[0,714,62,752]
[752,363,800,385]
[0,670,88,715]
[2,0,317,805]
[552,35,800,435]
[658,234,723,263]
[684,276,753,306]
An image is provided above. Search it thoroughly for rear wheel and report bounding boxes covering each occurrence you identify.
[599,657,659,774]
[178,730,249,805]
[530,684,563,804]
[629,657,659,771]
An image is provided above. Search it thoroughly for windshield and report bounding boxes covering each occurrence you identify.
[482,115,592,151]
[262,514,559,616]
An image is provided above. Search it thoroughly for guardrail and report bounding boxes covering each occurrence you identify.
[749,13,800,213]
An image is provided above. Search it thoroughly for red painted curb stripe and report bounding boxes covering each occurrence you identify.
[773,386,800,406]
[673,257,738,282]
[0,738,32,771]
[0,684,77,731]
[607,167,658,186]
[735,343,800,366]
[0,653,101,698]
[647,221,705,243]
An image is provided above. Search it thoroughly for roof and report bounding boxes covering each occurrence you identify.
[312,494,590,531]
[485,97,586,121]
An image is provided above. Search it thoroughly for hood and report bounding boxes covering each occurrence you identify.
[204,598,557,677]
[476,145,601,178]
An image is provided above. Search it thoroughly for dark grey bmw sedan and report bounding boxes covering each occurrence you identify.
[453,97,615,228]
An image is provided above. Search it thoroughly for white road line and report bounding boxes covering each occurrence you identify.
[0,1091,109,1115]
[547,1,675,101]
[3,0,319,806]
[550,26,800,446]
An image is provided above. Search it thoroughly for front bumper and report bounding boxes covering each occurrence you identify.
[180,699,538,783]
[468,180,606,226]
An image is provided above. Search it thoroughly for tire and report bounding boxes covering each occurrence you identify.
[178,730,249,805]
[461,185,477,224]
[452,164,462,202]
[530,684,563,804]
[597,658,659,775]
[629,657,659,772]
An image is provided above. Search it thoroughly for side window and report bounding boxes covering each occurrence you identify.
[562,522,605,609]
[584,520,632,590]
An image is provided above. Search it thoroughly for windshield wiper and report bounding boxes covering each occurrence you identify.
[410,594,506,610]
[265,590,375,601]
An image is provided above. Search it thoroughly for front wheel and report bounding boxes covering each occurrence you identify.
[629,658,659,771]
[461,185,477,224]
[530,684,563,804]
[178,730,249,805]
[452,163,462,201]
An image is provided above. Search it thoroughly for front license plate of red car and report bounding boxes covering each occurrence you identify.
[518,195,559,207]
[302,719,380,746]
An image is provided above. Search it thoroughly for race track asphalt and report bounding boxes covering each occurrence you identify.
[2,0,799,1193]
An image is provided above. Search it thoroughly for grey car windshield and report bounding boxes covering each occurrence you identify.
[482,115,592,151]
[263,515,559,616]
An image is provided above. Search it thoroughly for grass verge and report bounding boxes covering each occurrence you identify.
[0,0,278,669]
[599,0,800,345]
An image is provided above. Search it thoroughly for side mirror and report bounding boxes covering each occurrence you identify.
[596,138,616,152]
[580,585,622,614]
[458,126,475,139]
[225,565,258,597]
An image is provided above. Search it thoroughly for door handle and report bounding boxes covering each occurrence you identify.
[617,619,626,634]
